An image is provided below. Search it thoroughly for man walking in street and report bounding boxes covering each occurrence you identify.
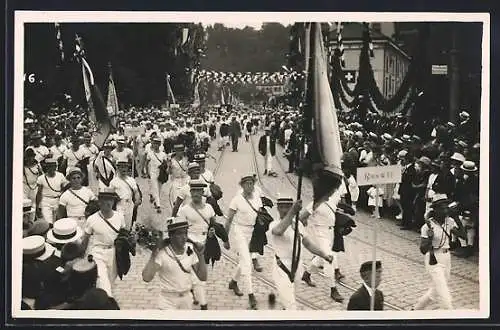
[258,127,278,177]
[229,117,242,152]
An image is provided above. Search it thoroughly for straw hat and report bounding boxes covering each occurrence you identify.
[23,235,55,261]
[46,218,83,245]
[460,160,478,172]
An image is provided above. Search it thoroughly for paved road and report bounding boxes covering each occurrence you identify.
[112,132,479,311]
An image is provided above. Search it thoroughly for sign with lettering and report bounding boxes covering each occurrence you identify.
[169,104,180,109]
[431,65,448,75]
[356,165,402,186]
[124,127,145,137]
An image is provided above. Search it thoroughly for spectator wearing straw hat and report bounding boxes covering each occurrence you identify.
[35,158,69,224]
[80,187,125,298]
[57,167,97,227]
[347,261,384,311]
[142,217,207,310]
[46,217,84,252]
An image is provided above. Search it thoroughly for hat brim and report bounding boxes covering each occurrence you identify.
[46,227,83,245]
[29,243,56,261]
[460,166,478,172]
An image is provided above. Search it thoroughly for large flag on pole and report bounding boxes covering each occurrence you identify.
[76,35,111,149]
[106,63,119,129]
[304,22,344,202]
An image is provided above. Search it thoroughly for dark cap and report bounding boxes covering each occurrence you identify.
[360,260,382,274]
[240,175,256,184]
[189,179,207,189]
[167,218,190,233]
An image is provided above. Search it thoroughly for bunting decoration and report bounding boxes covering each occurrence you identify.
[75,34,111,148]
[336,22,345,67]
[363,22,375,58]
[195,70,303,85]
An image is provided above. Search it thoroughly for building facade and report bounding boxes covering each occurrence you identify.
[328,23,411,99]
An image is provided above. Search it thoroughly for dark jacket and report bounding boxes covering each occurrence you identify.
[229,120,242,137]
[258,135,277,157]
[347,285,384,311]
[204,222,229,267]
[219,123,229,137]
[398,163,416,199]
[115,229,136,280]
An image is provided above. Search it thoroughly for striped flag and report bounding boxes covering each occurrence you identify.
[106,63,119,128]
[304,22,344,202]
[76,35,111,148]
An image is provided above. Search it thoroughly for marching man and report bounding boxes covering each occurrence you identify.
[145,137,169,213]
[270,197,335,310]
[110,161,142,230]
[35,158,69,224]
[93,141,116,192]
[142,217,207,310]
[167,144,190,208]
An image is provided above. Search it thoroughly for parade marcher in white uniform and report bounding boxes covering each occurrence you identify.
[167,143,190,207]
[63,136,86,175]
[299,187,346,303]
[171,163,209,217]
[110,161,142,230]
[177,180,219,310]
[57,167,97,228]
[80,132,100,189]
[270,197,334,310]
[36,158,69,224]
[93,142,116,192]
[413,199,466,310]
[27,132,50,164]
[80,187,125,298]
[224,174,264,310]
[111,136,134,164]
[24,148,44,204]
[145,137,169,213]
[142,217,207,310]
[196,153,214,194]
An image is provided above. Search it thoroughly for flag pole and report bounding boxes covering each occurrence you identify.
[370,184,380,311]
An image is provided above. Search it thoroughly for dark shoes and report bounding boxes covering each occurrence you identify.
[330,287,344,303]
[228,279,244,297]
[335,268,345,282]
[248,293,258,310]
[252,258,263,272]
[301,271,316,287]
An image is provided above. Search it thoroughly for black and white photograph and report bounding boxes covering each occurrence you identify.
[11,11,490,320]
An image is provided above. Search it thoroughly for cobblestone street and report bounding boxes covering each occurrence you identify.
[112,134,480,311]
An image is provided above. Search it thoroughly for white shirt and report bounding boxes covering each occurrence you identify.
[24,164,43,190]
[154,243,199,293]
[111,148,133,163]
[228,193,263,226]
[145,143,165,154]
[110,176,138,202]
[147,150,168,173]
[305,194,342,227]
[85,211,125,247]
[270,220,305,269]
[79,144,99,162]
[284,128,293,143]
[28,145,50,163]
[169,156,189,179]
[178,203,215,235]
[50,144,67,160]
[37,172,68,199]
[64,148,87,170]
[420,217,458,249]
[59,187,96,217]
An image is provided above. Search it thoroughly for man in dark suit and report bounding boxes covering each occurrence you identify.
[398,150,417,230]
[258,127,277,176]
[347,261,384,311]
[229,117,241,152]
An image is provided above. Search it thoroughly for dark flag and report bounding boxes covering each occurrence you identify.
[76,36,111,149]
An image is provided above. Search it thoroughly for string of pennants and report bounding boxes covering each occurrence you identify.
[194,69,305,85]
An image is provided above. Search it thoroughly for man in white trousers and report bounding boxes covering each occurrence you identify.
[224,174,263,309]
[258,127,278,177]
[270,197,334,310]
